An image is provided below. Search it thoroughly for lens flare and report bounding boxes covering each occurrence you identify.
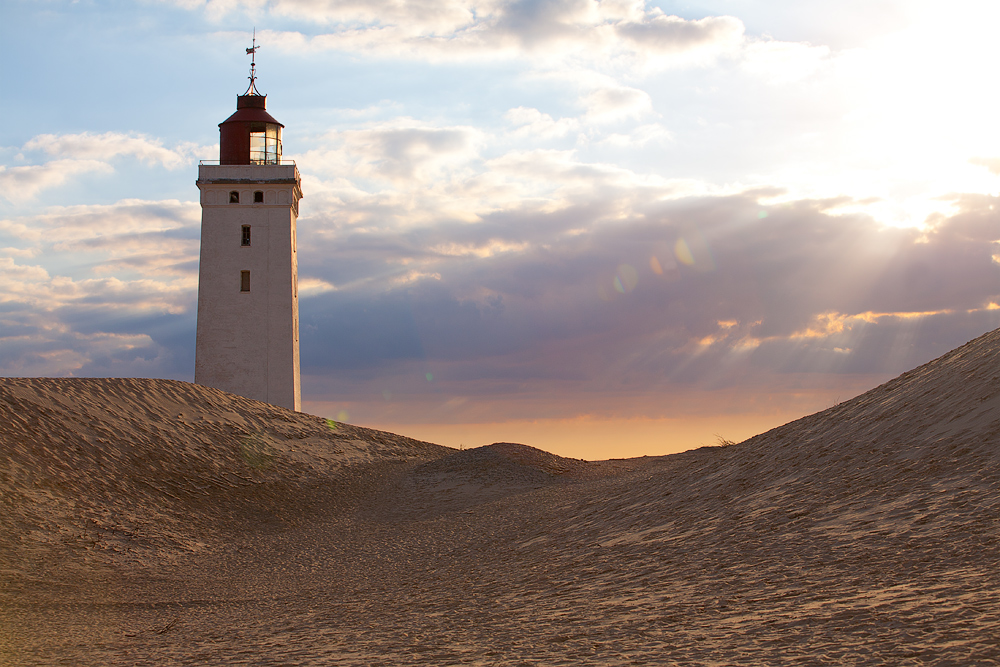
[240,433,275,470]
[337,410,350,422]
[614,264,638,293]
[650,256,663,275]
[425,372,434,382]
[675,239,695,265]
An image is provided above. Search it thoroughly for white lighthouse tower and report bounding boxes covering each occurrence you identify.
[194,40,303,411]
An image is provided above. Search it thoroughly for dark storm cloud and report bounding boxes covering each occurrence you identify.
[298,190,1000,393]
[72,312,197,378]
[0,296,196,379]
[0,199,199,378]
[5,184,998,400]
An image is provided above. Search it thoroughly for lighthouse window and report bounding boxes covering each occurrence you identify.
[241,225,251,246]
[249,122,282,165]
[241,270,251,292]
[254,190,264,203]
[229,191,239,204]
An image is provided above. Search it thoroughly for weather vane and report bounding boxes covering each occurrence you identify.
[245,28,261,96]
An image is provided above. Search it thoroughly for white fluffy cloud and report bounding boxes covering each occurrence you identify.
[340,123,482,182]
[740,38,831,83]
[504,107,579,138]
[0,160,112,203]
[23,132,207,169]
[1,132,214,202]
[615,13,744,57]
[216,0,479,31]
[0,198,199,305]
[190,1,749,66]
[582,85,652,122]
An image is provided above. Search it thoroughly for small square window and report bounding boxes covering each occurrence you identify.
[229,191,239,204]
[241,225,251,246]
[241,270,250,292]
[254,191,264,203]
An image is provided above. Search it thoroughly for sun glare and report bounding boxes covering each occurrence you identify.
[764,3,1000,229]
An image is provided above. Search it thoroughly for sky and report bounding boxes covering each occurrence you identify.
[3,0,1000,459]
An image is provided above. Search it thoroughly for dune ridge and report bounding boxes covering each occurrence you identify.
[3,329,1000,664]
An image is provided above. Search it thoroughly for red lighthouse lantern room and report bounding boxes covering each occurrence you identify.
[219,37,283,165]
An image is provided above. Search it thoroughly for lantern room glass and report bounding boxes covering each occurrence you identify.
[249,122,282,165]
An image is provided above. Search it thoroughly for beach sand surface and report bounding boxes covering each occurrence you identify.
[3,329,1000,664]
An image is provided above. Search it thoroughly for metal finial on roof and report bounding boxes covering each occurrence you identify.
[244,28,262,96]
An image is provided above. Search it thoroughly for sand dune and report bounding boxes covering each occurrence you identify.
[3,330,1000,664]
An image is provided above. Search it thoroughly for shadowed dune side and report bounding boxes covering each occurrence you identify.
[0,377,449,577]
[371,442,597,519]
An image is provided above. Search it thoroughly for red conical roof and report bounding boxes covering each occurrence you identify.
[219,95,284,128]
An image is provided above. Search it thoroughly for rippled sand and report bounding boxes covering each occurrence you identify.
[4,329,1000,664]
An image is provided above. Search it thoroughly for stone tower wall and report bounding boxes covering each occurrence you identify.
[194,164,302,411]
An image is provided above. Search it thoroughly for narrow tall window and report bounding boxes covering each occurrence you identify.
[229,191,239,204]
[241,225,251,246]
[253,190,263,203]
[241,270,251,292]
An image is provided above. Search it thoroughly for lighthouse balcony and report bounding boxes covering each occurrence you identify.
[197,162,300,185]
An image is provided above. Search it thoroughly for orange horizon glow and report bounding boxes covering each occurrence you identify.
[302,378,879,460]
[354,413,809,461]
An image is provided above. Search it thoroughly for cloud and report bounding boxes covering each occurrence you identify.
[0,199,200,378]
[0,246,40,259]
[0,160,112,203]
[0,255,197,379]
[3,199,200,275]
[582,85,652,122]
[487,0,609,51]
[298,120,482,185]
[970,156,1000,175]
[291,182,1000,424]
[23,132,207,169]
[6,104,999,427]
[0,327,168,378]
[0,132,214,202]
[598,123,672,148]
[741,38,831,83]
[257,0,476,31]
[298,277,338,296]
[504,106,579,138]
[615,13,744,57]
[483,148,675,202]
[341,123,482,182]
[4,133,998,423]
[193,3,751,66]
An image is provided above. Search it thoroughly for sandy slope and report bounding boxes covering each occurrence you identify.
[3,329,1000,665]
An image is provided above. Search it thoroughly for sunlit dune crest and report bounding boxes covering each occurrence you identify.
[4,327,1000,663]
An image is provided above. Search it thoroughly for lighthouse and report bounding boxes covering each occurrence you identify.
[194,39,303,411]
